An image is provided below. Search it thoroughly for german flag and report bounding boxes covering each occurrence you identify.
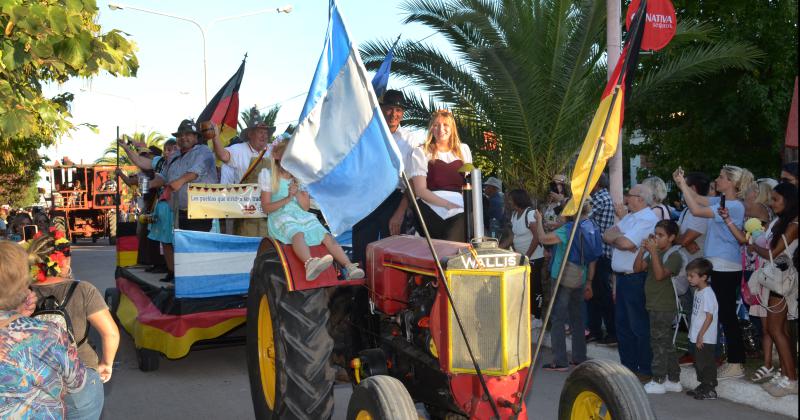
[562,0,647,216]
[198,58,246,165]
[116,221,138,267]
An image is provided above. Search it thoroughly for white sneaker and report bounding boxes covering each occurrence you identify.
[765,375,798,397]
[644,380,666,394]
[304,255,334,281]
[663,379,682,393]
[717,362,745,380]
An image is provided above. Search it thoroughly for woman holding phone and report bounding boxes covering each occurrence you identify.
[673,165,755,379]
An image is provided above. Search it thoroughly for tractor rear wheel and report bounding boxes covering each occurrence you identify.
[558,359,655,420]
[345,375,417,420]
[246,241,335,420]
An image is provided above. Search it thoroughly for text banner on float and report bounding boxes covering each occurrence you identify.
[187,183,265,219]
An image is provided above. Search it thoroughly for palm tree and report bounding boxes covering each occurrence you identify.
[238,105,281,130]
[95,131,167,166]
[360,0,761,194]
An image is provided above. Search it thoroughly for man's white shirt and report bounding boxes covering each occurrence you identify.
[221,142,265,184]
[393,126,423,189]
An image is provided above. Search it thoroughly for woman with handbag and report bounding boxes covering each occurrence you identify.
[534,203,596,371]
[743,182,798,396]
[674,165,755,379]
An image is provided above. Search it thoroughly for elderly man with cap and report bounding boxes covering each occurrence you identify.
[484,176,505,235]
[149,119,218,281]
[211,122,275,185]
[209,121,275,236]
[352,89,422,265]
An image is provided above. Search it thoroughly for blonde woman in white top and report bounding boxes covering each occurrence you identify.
[408,110,472,242]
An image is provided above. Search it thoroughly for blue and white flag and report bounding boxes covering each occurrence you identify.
[371,35,401,98]
[173,229,262,298]
[281,0,403,235]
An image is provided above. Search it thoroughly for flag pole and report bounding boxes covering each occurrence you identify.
[115,126,120,228]
[400,171,502,419]
[608,0,624,205]
[517,0,648,404]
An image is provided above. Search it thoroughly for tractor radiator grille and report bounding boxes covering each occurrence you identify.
[447,266,530,375]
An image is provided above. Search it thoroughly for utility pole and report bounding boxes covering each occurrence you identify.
[607,0,624,204]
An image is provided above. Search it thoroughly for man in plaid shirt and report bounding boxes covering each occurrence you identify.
[587,173,617,345]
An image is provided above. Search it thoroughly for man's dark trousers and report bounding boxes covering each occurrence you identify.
[352,190,403,266]
[587,256,615,340]
[615,271,652,375]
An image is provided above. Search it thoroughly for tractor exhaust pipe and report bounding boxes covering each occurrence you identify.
[464,168,486,243]
[469,168,485,241]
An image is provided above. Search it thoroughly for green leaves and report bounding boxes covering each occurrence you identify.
[0,0,138,185]
[362,0,763,195]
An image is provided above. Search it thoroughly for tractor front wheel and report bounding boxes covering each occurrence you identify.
[246,241,335,420]
[558,359,655,420]
[345,375,417,420]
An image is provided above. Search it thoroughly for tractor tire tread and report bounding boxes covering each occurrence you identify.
[248,248,334,420]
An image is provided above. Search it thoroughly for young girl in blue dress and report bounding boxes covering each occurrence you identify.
[258,138,364,281]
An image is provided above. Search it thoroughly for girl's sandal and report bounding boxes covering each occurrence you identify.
[751,365,775,383]
[304,255,334,281]
[343,263,365,280]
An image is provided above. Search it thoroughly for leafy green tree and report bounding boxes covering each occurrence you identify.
[0,172,41,207]
[361,0,760,195]
[94,131,167,166]
[628,0,797,181]
[0,0,138,186]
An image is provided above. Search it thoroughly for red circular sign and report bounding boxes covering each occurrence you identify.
[626,0,677,52]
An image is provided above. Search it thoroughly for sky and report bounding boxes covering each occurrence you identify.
[40,0,442,181]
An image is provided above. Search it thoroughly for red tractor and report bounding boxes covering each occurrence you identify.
[246,229,655,419]
[46,162,135,244]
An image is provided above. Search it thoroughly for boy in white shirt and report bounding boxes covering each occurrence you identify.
[686,258,719,400]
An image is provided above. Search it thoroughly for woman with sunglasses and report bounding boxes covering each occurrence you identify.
[408,110,472,242]
[674,164,756,380]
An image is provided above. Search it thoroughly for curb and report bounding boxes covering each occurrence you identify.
[533,327,798,418]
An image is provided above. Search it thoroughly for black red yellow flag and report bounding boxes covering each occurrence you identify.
[197,59,245,163]
[562,0,647,216]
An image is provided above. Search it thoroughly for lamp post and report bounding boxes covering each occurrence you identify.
[107,3,293,104]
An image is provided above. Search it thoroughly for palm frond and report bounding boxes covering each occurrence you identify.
[632,42,763,105]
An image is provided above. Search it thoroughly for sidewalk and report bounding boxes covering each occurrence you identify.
[533,326,798,418]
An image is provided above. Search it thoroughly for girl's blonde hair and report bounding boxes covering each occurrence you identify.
[0,242,31,310]
[270,139,291,194]
[721,165,756,200]
[642,176,668,203]
[751,179,775,205]
[423,110,463,160]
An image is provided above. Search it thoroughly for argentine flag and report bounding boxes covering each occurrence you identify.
[173,230,261,298]
[281,0,403,235]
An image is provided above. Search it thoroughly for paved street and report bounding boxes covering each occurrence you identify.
[73,243,792,420]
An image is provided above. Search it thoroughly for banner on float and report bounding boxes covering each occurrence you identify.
[187,183,265,219]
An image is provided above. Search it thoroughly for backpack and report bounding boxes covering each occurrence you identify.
[566,219,604,266]
[32,281,88,346]
[663,245,689,296]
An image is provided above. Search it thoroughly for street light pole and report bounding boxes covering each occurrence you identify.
[107,3,293,104]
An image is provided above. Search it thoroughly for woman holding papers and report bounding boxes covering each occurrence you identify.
[408,110,472,242]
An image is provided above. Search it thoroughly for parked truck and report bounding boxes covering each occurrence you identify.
[46,162,136,244]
